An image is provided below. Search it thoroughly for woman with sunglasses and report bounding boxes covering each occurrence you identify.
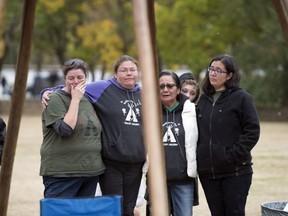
[146,70,198,216]
[197,54,260,216]
[40,59,105,198]
[41,55,146,216]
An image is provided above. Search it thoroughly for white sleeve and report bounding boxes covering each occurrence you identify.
[182,100,198,178]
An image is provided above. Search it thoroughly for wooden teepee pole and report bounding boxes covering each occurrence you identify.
[0,0,8,58]
[132,0,169,215]
[0,0,37,215]
[273,0,288,44]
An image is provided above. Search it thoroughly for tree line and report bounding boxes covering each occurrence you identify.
[0,0,288,108]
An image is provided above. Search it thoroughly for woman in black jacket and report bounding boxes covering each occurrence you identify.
[197,54,260,216]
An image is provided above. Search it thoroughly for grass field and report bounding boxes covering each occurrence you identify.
[1,115,287,215]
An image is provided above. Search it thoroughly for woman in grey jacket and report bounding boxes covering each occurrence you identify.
[40,59,105,198]
[197,54,260,216]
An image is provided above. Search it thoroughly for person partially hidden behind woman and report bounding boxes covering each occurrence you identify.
[179,72,200,103]
[0,117,6,165]
[197,54,260,216]
[179,72,200,207]
[40,59,105,198]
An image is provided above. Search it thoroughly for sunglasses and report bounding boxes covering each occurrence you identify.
[159,83,176,90]
[64,59,84,67]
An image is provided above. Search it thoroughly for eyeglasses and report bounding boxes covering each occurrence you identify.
[207,66,227,75]
[159,83,177,90]
[117,68,138,73]
[64,59,84,67]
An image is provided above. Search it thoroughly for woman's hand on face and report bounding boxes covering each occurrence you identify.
[71,80,86,102]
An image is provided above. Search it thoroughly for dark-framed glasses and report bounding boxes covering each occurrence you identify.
[64,59,84,67]
[159,83,176,90]
[207,66,227,75]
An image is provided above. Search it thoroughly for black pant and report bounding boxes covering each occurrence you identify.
[200,174,252,216]
[99,161,143,216]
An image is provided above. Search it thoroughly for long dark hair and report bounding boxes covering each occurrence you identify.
[202,54,240,95]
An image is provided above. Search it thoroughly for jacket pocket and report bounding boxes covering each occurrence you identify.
[211,144,235,173]
[166,162,187,181]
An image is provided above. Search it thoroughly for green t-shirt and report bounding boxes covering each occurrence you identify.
[40,90,105,176]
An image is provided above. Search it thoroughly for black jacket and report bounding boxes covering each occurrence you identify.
[196,87,260,178]
[162,94,193,183]
[0,117,6,163]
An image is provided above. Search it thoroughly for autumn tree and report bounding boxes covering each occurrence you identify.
[155,0,288,108]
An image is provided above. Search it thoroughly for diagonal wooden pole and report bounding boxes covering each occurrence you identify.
[132,0,169,215]
[0,0,37,215]
[272,0,288,44]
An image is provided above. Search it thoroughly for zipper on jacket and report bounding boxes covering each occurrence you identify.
[209,101,216,179]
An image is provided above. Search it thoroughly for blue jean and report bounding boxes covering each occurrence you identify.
[43,176,99,198]
[168,182,194,216]
[200,174,252,216]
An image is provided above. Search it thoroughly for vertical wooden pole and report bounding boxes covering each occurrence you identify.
[147,0,158,69]
[132,1,169,215]
[0,0,37,215]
